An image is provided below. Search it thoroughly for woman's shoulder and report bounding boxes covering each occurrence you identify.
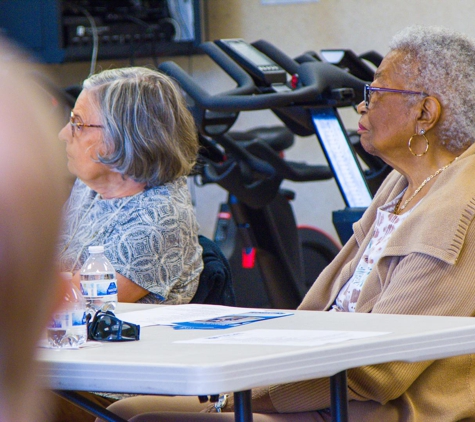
[113,178,197,240]
[143,177,190,200]
[128,177,193,216]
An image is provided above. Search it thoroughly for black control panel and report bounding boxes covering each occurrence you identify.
[0,0,204,63]
[215,38,287,85]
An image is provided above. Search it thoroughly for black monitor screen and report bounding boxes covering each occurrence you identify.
[310,108,372,208]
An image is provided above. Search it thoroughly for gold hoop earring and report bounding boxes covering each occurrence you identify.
[408,131,429,157]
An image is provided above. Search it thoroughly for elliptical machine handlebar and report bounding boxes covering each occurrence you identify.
[159,47,366,117]
[199,42,256,96]
[160,60,324,114]
[158,39,368,209]
[251,39,366,105]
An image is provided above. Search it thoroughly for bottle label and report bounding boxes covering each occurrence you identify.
[80,279,118,297]
[48,310,87,329]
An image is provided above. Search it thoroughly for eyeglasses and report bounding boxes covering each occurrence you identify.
[70,111,104,138]
[87,310,140,342]
[364,84,428,107]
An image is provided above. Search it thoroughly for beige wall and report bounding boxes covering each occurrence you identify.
[207,0,475,56]
[45,0,475,240]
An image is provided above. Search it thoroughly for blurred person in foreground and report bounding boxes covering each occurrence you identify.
[0,39,68,421]
[101,25,475,422]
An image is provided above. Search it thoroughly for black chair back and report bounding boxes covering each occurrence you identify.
[190,235,236,306]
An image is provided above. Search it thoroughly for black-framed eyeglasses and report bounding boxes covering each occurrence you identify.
[364,84,428,107]
[87,310,140,342]
[70,110,104,138]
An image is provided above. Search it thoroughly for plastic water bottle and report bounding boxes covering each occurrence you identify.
[47,272,87,348]
[80,245,118,312]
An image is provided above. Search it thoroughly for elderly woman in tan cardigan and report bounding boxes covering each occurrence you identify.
[101,25,475,422]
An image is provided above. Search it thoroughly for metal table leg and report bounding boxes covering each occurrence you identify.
[234,390,253,422]
[330,370,349,422]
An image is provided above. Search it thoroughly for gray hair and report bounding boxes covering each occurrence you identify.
[83,67,199,186]
[389,25,475,152]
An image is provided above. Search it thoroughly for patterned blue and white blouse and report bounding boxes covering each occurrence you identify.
[57,177,203,304]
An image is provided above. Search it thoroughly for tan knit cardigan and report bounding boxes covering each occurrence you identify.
[268,144,475,421]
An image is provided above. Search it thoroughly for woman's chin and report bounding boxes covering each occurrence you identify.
[66,162,78,178]
[360,141,376,156]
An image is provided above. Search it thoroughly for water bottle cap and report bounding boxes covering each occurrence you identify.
[88,245,105,254]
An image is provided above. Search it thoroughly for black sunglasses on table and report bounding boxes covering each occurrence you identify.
[87,310,140,342]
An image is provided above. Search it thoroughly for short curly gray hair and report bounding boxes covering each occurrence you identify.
[83,67,199,186]
[389,25,475,152]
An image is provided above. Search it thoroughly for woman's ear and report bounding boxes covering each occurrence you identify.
[418,96,442,131]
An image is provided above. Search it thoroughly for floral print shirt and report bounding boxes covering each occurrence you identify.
[332,192,413,312]
[58,178,203,304]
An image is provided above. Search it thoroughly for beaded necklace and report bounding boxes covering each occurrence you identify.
[394,157,459,215]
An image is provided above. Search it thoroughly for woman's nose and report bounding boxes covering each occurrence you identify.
[356,100,367,115]
[58,122,71,142]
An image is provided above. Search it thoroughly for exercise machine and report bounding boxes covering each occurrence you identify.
[159,39,376,309]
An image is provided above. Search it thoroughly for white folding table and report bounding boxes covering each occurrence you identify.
[37,304,475,422]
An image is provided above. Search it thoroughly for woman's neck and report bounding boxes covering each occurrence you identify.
[83,174,147,199]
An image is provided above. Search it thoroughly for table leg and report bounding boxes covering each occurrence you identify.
[330,370,349,422]
[234,390,253,422]
[53,390,128,422]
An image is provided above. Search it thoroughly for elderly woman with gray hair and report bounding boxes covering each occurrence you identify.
[47,67,204,422]
[57,67,203,305]
[100,25,475,422]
